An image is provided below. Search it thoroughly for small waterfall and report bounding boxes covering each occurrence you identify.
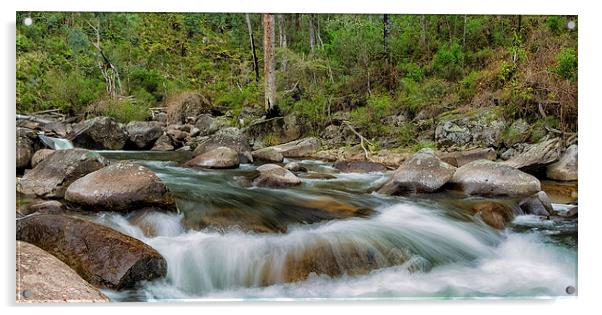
[38,134,74,150]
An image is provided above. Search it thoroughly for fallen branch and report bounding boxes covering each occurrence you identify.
[342,120,375,162]
[16,114,51,124]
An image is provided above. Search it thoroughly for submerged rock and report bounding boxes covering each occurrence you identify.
[253,164,302,188]
[16,241,110,303]
[30,149,55,168]
[65,162,176,212]
[16,214,167,290]
[378,148,456,195]
[450,159,541,196]
[269,137,320,158]
[333,160,387,173]
[519,191,554,216]
[126,121,163,149]
[69,117,128,150]
[252,147,284,163]
[193,127,253,163]
[471,201,514,229]
[284,161,307,172]
[17,149,108,198]
[546,144,578,181]
[185,146,240,169]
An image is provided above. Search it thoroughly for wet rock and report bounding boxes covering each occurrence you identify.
[17,149,108,198]
[541,181,578,204]
[269,137,320,158]
[519,191,554,216]
[252,147,284,163]
[21,200,65,216]
[502,138,561,170]
[546,144,577,181]
[471,201,514,229]
[253,164,302,188]
[193,127,253,163]
[69,117,128,150]
[126,121,163,149]
[30,149,55,168]
[450,160,541,196]
[185,146,239,169]
[17,214,167,290]
[65,162,176,212]
[378,148,456,195]
[555,205,578,218]
[151,134,175,151]
[333,160,387,173]
[16,241,110,303]
[284,161,307,172]
[437,148,496,167]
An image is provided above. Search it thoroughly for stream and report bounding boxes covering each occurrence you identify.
[87,151,577,301]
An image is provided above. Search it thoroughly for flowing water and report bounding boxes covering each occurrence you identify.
[92,152,577,301]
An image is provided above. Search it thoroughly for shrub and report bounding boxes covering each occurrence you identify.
[413,141,436,152]
[432,42,465,80]
[350,94,393,137]
[554,48,577,81]
[44,70,104,114]
[103,98,150,123]
[128,67,166,102]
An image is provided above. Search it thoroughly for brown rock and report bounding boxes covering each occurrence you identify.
[16,214,167,290]
[333,160,387,173]
[151,134,175,151]
[471,201,514,229]
[185,146,240,169]
[17,149,108,198]
[252,147,284,163]
[65,162,176,212]
[16,241,110,303]
[193,127,253,163]
[253,164,302,188]
[31,149,55,168]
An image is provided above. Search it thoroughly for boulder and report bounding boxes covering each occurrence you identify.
[252,147,284,163]
[435,109,507,149]
[65,162,176,212]
[284,162,307,172]
[195,114,230,136]
[546,144,578,181]
[518,191,553,216]
[151,134,175,151]
[185,146,239,169]
[437,148,496,167]
[378,148,456,195]
[16,241,110,303]
[193,127,253,163]
[243,114,306,147]
[17,149,108,198]
[20,200,65,216]
[269,137,321,158]
[450,159,541,196]
[502,138,561,170]
[16,214,167,290]
[16,127,41,170]
[502,119,531,147]
[166,92,212,124]
[253,164,302,188]
[69,117,128,150]
[126,121,163,149]
[333,160,387,173]
[471,201,514,229]
[30,149,55,168]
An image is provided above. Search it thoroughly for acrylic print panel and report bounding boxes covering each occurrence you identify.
[15,12,578,302]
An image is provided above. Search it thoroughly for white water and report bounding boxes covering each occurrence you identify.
[97,202,576,301]
[38,134,74,150]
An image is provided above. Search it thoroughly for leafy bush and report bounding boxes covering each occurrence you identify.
[350,94,393,137]
[44,70,104,114]
[128,67,166,102]
[458,71,479,102]
[432,42,465,80]
[413,141,436,152]
[554,48,577,81]
[546,16,565,35]
[103,98,150,123]
[401,78,449,115]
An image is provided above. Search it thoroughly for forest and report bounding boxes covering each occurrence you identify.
[16,13,577,150]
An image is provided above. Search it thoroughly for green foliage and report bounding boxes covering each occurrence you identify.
[103,98,150,123]
[554,48,578,81]
[546,16,566,35]
[458,71,479,102]
[431,42,465,80]
[350,94,393,137]
[400,78,449,115]
[413,141,436,152]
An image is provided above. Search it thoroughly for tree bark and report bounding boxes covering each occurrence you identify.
[263,13,276,112]
[245,13,260,83]
[383,14,389,63]
[277,14,288,71]
[309,14,316,53]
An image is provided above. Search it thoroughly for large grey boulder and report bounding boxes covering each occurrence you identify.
[17,214,167,290]
[65,162,176,212]
[193,127,253,163]
[126,121,163,149]
[450,159,541,196]
[437,148,496,167]
[435,109,507,149]
[502,138,561,170]
[546,144,577,181]
[195,114,230,136]
[269,137,320,158]
[16,241,110,303]
[518,191,553,216]
[69,117,128,150]
[251,147,284,163]
[253,164,302,188]
[185,146,240,169]
[378,148,456,194]
[17,149,108,198]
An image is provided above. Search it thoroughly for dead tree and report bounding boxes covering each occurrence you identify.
[263,13,276,113]
[245,13,260,83]
[85,17,122,99]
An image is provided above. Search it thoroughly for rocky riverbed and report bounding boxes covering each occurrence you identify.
[16,111,577,302]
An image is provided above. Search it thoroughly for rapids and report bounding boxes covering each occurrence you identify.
[90,152,577,301]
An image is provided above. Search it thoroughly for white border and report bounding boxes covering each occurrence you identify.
[2,1,600,315]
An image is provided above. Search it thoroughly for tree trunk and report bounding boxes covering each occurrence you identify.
[383,14,389,63]
[263,13,276,112]
[309,14,316,53]
[277,14,288,71]
[246,13,260,83]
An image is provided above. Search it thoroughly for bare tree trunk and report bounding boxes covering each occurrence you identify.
[446,16,453,45]
[277,14,288,71]
[85,17,121,99]
[309,14,316,53]
[245,13,260,83]
[383,14,389,63]
[263,13,276,112]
